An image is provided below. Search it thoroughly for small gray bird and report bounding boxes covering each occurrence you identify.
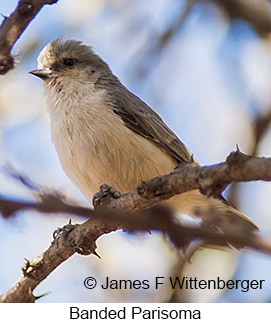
[30,38,257,236]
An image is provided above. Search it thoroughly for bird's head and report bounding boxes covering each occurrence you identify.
[30,38,111,89]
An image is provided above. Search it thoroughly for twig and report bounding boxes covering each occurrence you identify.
[0,193,93,219]
[158,0,197,47]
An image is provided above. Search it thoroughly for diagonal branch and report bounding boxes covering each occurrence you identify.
[1,206,271,303]
[0,150,270,302]
[0,0,58,75]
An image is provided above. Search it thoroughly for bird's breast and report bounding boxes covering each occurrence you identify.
[49,97,176,201]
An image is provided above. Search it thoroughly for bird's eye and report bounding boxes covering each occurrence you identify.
[63,58,76,67]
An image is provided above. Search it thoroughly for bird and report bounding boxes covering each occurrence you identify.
[30,38,258,237]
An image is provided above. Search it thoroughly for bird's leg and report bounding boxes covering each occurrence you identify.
[92,183,122,210]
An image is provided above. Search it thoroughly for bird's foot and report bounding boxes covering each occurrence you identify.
[52,220,100,256]
[53,219,79,240]
[92,183,122,210]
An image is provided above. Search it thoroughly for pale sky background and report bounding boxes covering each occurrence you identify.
[0,0,270,302]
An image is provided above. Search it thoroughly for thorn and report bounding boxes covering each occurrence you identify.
[22,258,30,274]
[0,12,8,19]
[34,291,51,300]
[190,154,194,163]
[236,144,240,153]
[186,253,193,265]
[178,249,186,261]
[68,219,72,225]
[227,242,242,252]
[93,250,101,259]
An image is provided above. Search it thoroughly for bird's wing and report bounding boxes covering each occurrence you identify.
[110,85,195,165]
[106,83,259,234]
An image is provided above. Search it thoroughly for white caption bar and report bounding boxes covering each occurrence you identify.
[0,303,269,322]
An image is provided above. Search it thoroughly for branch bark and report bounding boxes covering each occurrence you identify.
[99,150,271,211]
[0,0,58,75]
[0,150,271,302]
[1,150,270,217]
[0,212,116,303]
[1,206,271,303]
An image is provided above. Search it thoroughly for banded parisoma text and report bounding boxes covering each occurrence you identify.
[70,306,201,320]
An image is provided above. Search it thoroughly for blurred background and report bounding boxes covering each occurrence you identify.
[0,0,270,302]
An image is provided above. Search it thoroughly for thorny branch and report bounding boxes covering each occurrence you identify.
[1,205,271,303]
[94,150,271,211]
[1,150,270,217]
[0,150,271,302]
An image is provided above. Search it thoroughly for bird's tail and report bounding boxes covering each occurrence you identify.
[169,190,258,240]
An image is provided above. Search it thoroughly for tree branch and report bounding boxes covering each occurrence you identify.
[0,210,116,303]
[1,150,270,216]
[1,205,271,303]
[0,193,93,219]
[0,0,58,75]
[100,150,271,211]
[0,150,271,302]
[207,0,271,36]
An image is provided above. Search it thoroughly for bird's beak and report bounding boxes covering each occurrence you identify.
[29,68,52,80]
